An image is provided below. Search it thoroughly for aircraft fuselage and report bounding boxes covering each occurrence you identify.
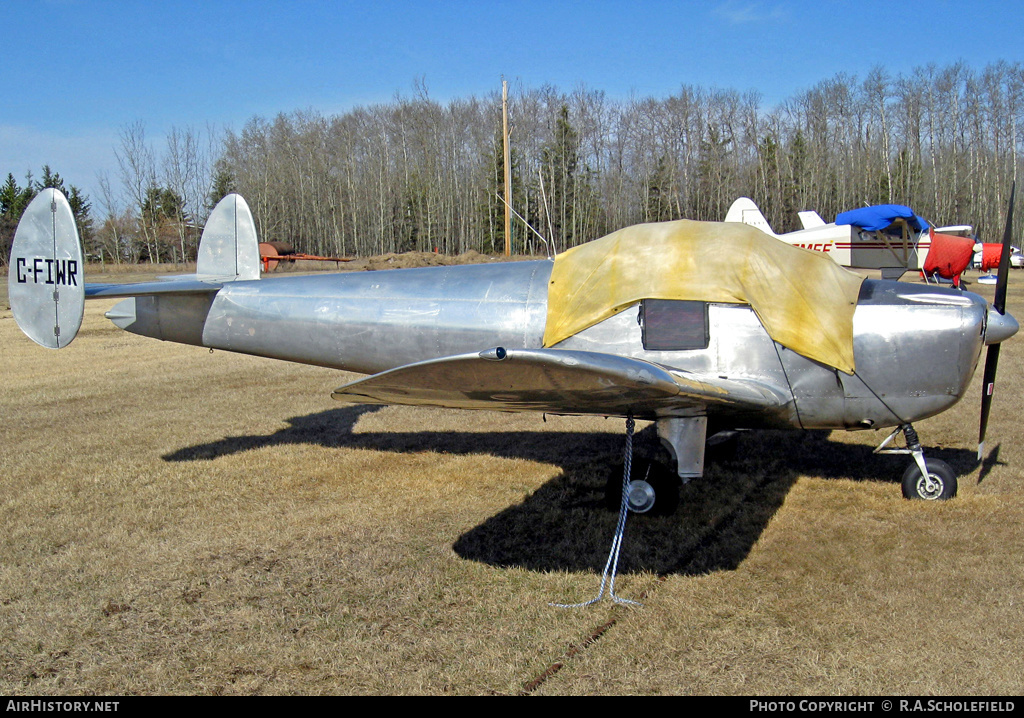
[107,260,990,433]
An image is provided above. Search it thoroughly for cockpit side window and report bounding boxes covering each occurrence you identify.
[640,299,709,351]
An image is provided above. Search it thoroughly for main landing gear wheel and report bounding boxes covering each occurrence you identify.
[605,460,680,516]
[901,458,958,500]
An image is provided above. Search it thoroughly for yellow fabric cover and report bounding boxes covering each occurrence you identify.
[543,220,864,373]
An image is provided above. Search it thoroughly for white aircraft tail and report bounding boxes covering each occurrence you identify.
[196,193,261,281]
[8,189,85,348]
[8,192,261,350]
[724,197,778,237]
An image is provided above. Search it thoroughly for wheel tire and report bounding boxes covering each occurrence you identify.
[901,458,958,500]
[643,462,681,516]
[605,460,680,515]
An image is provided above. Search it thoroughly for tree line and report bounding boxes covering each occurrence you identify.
[1,167,92,264]
[3,61,1024,266]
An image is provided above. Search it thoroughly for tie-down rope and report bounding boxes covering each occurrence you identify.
[552,414,641,608]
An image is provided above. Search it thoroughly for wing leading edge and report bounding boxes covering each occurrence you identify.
[331,348,789,418]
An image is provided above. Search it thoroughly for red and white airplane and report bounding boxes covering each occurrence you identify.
[725,198,975,283]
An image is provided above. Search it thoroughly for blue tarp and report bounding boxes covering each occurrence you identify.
[835,205,929,232]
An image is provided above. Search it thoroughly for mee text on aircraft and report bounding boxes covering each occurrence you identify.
[724,197,982,284]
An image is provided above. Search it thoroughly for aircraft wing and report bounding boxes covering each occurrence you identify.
[331,348,789,418]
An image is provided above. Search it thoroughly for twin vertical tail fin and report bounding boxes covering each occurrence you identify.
[8,189,85,348]
[8,191,261,350]
[196,193,260,281]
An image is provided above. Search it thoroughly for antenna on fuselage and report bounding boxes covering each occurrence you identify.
[494,193,556,260]
[538,168,557,254]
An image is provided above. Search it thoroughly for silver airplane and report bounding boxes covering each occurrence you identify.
[9,190,1019,514]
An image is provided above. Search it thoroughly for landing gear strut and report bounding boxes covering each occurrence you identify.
[875,423,959,500]
[602,414,704,516]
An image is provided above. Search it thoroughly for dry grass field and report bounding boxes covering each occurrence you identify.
[1,262,1023,695]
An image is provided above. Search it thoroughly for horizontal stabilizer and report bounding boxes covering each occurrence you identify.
[85,279,225,299]
[84,194,260,295]
[798,211,826,229]
[79,194,261,301]
[8,189,85,348]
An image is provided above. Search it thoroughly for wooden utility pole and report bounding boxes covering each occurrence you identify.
[502,79,512,256]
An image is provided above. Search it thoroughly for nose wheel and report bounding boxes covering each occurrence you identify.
[901,458,957,500]
[875,424,959,501]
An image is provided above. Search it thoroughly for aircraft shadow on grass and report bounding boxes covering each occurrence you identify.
[163,405,978,576]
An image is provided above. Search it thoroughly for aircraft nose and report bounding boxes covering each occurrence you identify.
[985,307,1019,345]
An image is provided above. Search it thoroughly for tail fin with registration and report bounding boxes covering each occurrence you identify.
[9,192,261,350]
[8,189,85,349]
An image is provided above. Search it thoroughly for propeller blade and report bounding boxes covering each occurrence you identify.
[979,182,1015,459]
[993,182,1015,315]
[978,343,1001,460]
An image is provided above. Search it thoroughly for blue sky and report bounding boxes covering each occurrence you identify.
[4,0,1024,205]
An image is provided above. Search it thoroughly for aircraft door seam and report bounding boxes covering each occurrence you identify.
[524,262,547,348]
[436,267,449,357]
[771,341,804,430]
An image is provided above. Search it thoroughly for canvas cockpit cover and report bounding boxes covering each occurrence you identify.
[543,220,865,373]
[835,205,929,233]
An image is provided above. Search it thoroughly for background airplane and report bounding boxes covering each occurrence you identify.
[9,190,1019,514]
[724,197,977,284]
[974,241,1024,272]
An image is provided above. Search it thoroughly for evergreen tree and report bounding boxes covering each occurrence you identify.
[1,174,20,216]
[695,123,734,220]
[68,185,94,248]
[139,185,188,261]
[541,105,581,249]
[207,160,236,209]
[644,156,676,222]
[1,168,92,264]
[37,165,65,193]
[785,130,808,223]
[0,173,36,217]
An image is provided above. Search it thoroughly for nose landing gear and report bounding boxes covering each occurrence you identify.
[875,423,959,500]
